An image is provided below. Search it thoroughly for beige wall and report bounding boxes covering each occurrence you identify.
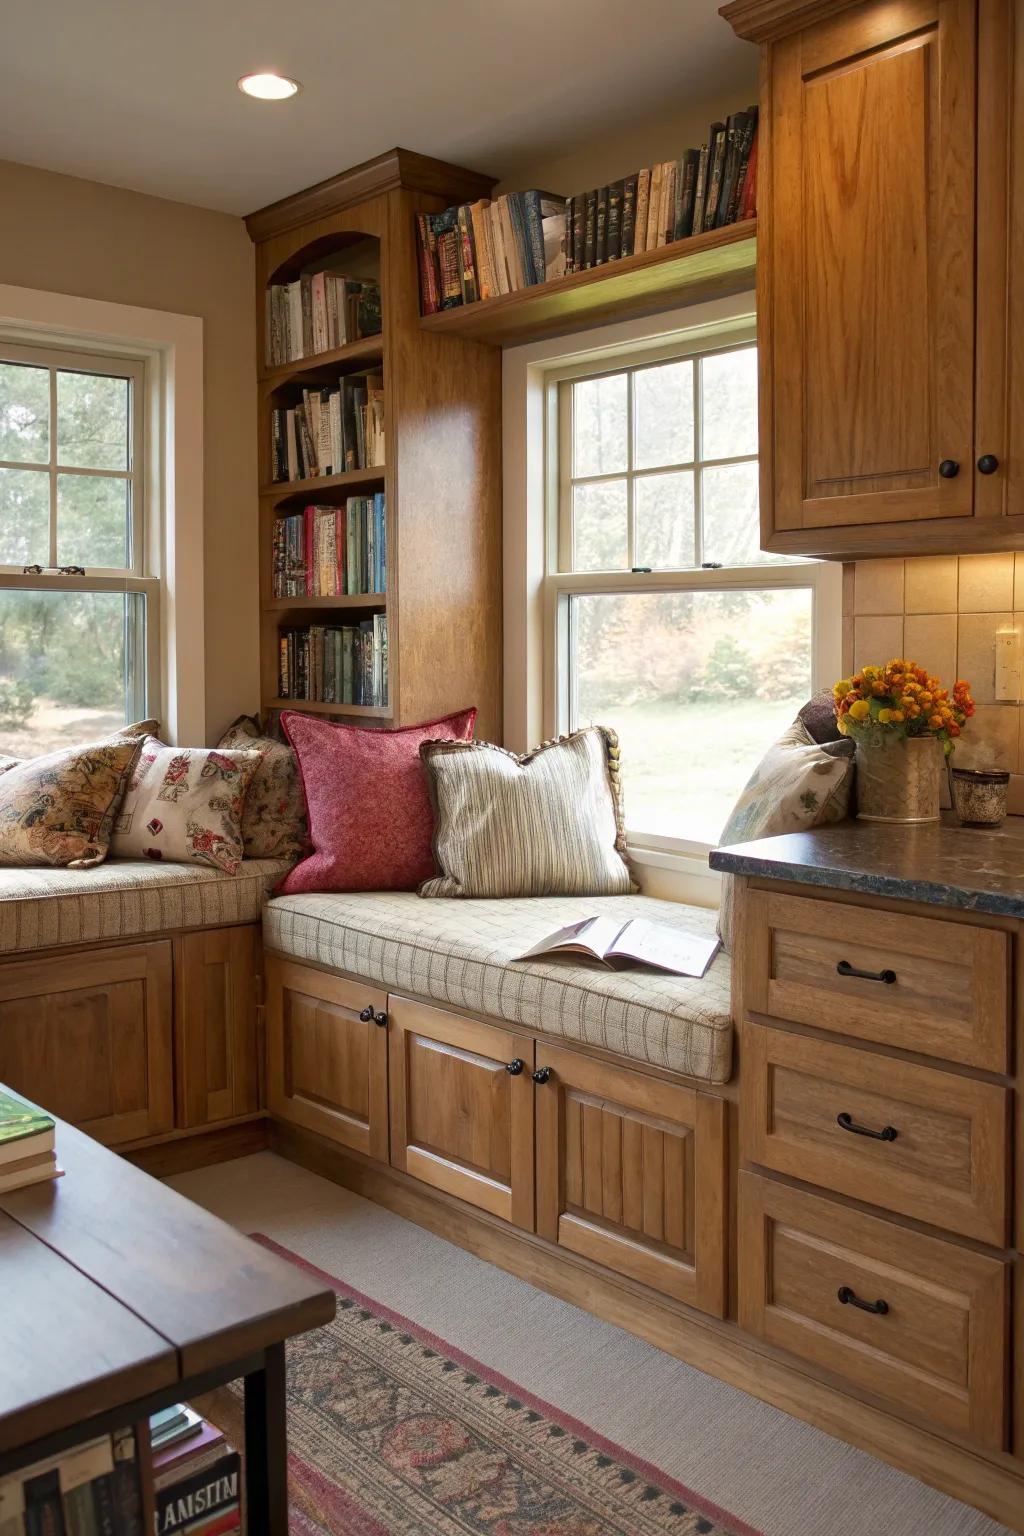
[493,79,759,199]
[0,158,257,741]
[845,553,1024,812]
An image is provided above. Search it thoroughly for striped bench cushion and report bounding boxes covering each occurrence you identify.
[0,858,290,955]
[264,891,733,1084]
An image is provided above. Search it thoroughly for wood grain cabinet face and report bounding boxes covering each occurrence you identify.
[176,927,260,1128]
[743,1023,1008,1243]
[744,890,1010,1071]
[0,942,173,1145]
[766,0,980,551]
[265,957,388,1161]
[535,1044,727,1316]
[738,1173,1008,1449]
[388,996,535,1230]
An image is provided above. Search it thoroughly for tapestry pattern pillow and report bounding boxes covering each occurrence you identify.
[0,738,143,869]
[217,715,307,861]
[419,727,635,899]
[277,708,478,895]
[110,741,264,874]
[716,719,855,953]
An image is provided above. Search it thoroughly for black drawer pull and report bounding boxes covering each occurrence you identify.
[506,1058,524,1075]
[838,1285,889,1316]
[836,959,896,985]
[837,1111,898,1142]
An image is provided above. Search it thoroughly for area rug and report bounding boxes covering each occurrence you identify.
[245,1234,764,1536]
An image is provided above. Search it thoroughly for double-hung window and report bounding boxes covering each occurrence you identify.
[546,325,838,858]
[0,341,157,755]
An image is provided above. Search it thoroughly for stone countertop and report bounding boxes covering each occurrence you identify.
[709,812,1024,919]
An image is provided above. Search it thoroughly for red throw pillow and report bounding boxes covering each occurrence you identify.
[277,708,477,894]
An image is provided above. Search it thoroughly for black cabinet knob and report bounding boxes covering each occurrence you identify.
[358,1006,374,1022]
[506,1058,524,1075]
[373,1011,388,1028]
[977,454,999,475]
[532,1066,551,1085]
[938,459,960,479]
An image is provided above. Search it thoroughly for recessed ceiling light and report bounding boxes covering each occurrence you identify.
[238,72,300,101]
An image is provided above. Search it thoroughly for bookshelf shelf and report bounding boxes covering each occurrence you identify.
[260,466,386,501]
[259,335,384,388]
[419,219,757,346]
[267,697,393,719]
[267,594,386,612]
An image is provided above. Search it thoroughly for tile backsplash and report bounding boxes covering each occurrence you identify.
[845,552,1024,813]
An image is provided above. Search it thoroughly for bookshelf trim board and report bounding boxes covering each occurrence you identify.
[267,594,386,612]
[420,222,757,345]
[261,467,386,500]
[260,335,384,387]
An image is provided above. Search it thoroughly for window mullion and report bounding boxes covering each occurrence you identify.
[692,357,703,568]
[626,370,635,569]
[48,367,58,567]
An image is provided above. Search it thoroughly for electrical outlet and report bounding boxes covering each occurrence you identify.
[994,627,1022,701]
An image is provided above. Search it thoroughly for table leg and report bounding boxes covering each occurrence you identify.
[244,1343,288,1536]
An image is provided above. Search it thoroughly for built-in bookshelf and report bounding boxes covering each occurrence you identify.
[246,148,502,735]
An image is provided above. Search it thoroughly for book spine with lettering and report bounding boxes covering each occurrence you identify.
[456,205,478,304]
[429,208,462,309]
[571,194,585,274]
[468,199,495,299]
[703,124,728,231]
[729,108,759,224]
[606,181,623,260]
[111,1430,144,1536]
[155,1451,241,1536]
[633,168,651,254]
[620,173,638,257]
[739,123,759,219]
[508,194,534,285]
[583,188,597,268]
[521,190,547,286]
[415,214,439,314]
[690,142,711,235]
[675,149,699,240]
[22,1468,64,1536]
[645,162,663,250]
[594,185,608,265]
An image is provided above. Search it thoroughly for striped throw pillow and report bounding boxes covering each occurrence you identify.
[419,727,635,899]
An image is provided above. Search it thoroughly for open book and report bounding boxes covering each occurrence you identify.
[517,916,721,978]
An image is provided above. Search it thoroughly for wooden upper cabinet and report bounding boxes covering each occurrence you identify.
[725,0,1021,556]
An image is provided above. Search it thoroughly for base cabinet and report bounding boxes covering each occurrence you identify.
[0,941,173,1145]
[175,927,260,1128]
[266,957,388,1161]
[739,1172,1008,1450]
[389,995,535,1229]
[535,1043,727,1316]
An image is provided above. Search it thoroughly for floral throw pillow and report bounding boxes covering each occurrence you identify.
[0,738,143,869]
[715,719,855,953]
[217,715,307,861]
[110,740,264,874]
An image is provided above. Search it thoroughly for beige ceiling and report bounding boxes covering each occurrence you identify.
[0,0,756,215]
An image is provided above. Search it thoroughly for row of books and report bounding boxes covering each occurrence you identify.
[279,616,388,707]
[150,1408,240,1536]
[272,498,386,599]
[0,1086,62,1195]
[417,192,566,311]
[564,107,758,275]
[0,1428,144,1536]
[265,271,382,367]
[271,373,384,483]
[415,105,758,311]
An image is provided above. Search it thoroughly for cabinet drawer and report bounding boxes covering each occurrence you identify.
[739,1174,1008,1449]
[742,1023,1008,1244]
[744,890,1009,1070]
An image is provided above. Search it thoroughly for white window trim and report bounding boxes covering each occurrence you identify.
[0,283,205,746]
[502,292,843,907]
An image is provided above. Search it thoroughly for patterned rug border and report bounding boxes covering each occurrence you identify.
[252,1232,765,1536]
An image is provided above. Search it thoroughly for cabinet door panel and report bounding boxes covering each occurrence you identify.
[266,957,388,1161]
[771,0,976,536]
[536,1044,727,1316]
[389,996,534,1229]
[176,927,259,1128]
[0,942,173,1145]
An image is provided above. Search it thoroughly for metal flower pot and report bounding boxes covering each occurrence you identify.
[855,734,942,823]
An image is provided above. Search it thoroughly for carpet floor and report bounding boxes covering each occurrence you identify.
[168,1152,1012,1536]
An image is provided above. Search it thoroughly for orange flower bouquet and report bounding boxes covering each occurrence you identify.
[833,659,975,823]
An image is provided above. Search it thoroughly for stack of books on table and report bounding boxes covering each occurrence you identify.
[0,1427,145,1536]
[151,1408,241,1536]
[0,1086,62,1194]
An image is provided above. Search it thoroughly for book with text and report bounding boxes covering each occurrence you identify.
[517,916,720,978]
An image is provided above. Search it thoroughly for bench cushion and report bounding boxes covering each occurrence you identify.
[0,858,290,955]
[264,891,732,1083]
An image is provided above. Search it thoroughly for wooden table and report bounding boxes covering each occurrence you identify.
[0,1100,335,1535]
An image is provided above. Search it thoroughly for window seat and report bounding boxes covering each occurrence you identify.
[264,891,732,1083]
[0,858,290,955]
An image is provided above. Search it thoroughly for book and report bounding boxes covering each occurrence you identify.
[22,1466,64,1536]
[517,916,721,978]
[0,1149,63,1194]
[691,142,711,236]
[154,1450,241,1536]
[607,181,623,261]
[633,167,651,254]
[675,149,699,240]
[111,1430,145,1536]
[0,1086,53,1162]
[620,173,638,258]
[583,188,597,269]
[150,1405,204,1453]
[739,121,759,219]
[704,123,728,232]
[594,185,608,265]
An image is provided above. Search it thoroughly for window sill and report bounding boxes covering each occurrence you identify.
[626,837,721,909]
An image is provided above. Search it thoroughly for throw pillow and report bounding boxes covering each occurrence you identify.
[277,707,478,894]
[797,689,843,744]
[716,719,855,952]
[419,727,635,899]
[218,714,307,861]
[0,737,143,869]
[110,740,264,874]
